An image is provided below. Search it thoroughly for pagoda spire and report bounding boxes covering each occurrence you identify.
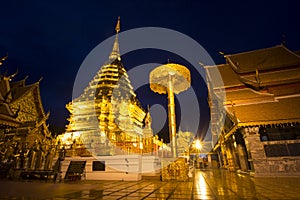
[109,17,121,61]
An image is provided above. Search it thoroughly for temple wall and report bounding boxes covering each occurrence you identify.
[243,127,300,176]
[243,127,266,175]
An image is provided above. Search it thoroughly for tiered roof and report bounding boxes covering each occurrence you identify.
[206,45,300,126]
[65,18,146,138]
[0,60,51,141]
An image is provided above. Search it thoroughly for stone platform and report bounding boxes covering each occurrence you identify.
[60,155,161,181]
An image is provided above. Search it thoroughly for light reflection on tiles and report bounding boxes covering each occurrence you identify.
[1,170,300,199]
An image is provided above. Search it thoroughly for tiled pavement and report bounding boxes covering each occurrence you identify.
[0,169,300,199]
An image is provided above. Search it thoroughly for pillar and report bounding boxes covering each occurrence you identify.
[167,73,177,158]
[207,154,212,168]
[243,126,267,175]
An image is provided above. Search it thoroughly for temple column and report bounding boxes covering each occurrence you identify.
[237,144,248,172]
[225,138,236,171]
[243,126,267,175]
[207,154,212,168]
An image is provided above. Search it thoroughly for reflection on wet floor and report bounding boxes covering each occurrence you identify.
[53,180,191,200]
[1,169,300,199]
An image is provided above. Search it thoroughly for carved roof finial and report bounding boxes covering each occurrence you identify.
[0,53,8,66]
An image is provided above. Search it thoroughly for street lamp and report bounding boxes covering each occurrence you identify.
[193,139,202,169]
[195,139,202,150]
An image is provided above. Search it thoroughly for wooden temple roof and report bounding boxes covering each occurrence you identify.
[0,114,20,127]
[0,103,20,127]
[205,64,243,89]
[205,45,300,127]
[227,96,300,126]
[0,79,20,127]
[10,84,36,103]
[0,75,46,128]
[226,44,300,74]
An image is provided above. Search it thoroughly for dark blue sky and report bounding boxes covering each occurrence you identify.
[0,0,299,137]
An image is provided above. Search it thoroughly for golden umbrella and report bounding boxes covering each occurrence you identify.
[150,63,191,158]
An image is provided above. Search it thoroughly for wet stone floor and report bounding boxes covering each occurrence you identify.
[0,169,300,199]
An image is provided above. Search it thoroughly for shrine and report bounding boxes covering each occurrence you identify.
[206,45,300,176]
[56,18,166,181]
[0,55,55,179]
[58,17,158,157]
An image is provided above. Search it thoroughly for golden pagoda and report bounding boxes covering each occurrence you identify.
[60,18,153,156]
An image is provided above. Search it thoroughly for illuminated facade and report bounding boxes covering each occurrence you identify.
[60,18,155,156]
[0,56,53,172]
[206,45,300,176]
[0,61,52,143]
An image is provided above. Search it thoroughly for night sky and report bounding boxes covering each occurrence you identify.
[0,0,299,139]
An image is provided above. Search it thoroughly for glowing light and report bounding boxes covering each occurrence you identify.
[195,139,202,150]
[139,142,143,149]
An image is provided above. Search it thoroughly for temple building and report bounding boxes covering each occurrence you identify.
[59,18,156,156]
[0,56,53,173]
[205,45,300,176]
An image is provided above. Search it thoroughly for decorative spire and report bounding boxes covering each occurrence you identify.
[115,16,120,33]
[109,17,121,61]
